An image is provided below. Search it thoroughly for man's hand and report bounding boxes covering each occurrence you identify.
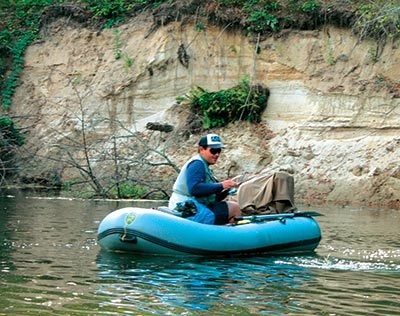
[221,179,240,189]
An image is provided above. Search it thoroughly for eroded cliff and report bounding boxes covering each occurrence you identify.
[10,13,400,207]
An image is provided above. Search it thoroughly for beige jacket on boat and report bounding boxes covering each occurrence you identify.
[235,171,296,214]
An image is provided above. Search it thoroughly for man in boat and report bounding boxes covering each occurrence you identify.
[168,133,242,224]
[169,133,296,224]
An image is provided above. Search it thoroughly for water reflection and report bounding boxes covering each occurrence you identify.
[0,197,17,274]
[0,193,399,315]
[95,251,319,314]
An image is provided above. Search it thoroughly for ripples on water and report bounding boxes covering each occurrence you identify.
[0,194,399,315]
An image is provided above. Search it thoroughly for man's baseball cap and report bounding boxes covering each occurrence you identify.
[198,134,224,148]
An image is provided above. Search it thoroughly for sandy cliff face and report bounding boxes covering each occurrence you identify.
[11,14,400,207]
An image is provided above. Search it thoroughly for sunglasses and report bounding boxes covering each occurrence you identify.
[209,148,222,155]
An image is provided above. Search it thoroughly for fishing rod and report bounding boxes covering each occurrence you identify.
[235,211,324,223]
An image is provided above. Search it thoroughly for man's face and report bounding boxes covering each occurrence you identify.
[199,146,222,165]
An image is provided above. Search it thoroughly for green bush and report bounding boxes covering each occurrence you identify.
[241,0,280,33]
[247,10,279,32]
[177,77,269,129]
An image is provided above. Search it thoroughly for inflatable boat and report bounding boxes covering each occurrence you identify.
[97,207,322,256]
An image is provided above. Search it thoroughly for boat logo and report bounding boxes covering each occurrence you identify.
[125,212,136,226]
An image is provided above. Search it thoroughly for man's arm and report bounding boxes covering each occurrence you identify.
[186,160,223,197]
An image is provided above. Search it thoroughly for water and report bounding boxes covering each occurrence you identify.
[0,192,399,315]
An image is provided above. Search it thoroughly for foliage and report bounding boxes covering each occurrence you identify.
[353,0,400,41]
[0,115,24,176]
[247,10,280,33]
[81,0,142,28]
[0,0,54,110]
[110,181,149,199]
[0,115,24,147]
[177,77,269,129]
[195,22,206,32]
[292,0,319,13]
[2,32,37,110]
[240,0,281,33]
[214,0,399,41]
[81,0,175,28]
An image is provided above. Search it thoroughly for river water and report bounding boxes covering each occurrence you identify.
[0,191,399,315]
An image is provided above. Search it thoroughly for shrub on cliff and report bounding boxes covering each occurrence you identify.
[177,77,270,129]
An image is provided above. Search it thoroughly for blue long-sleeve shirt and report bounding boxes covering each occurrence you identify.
[186,160,223,197]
